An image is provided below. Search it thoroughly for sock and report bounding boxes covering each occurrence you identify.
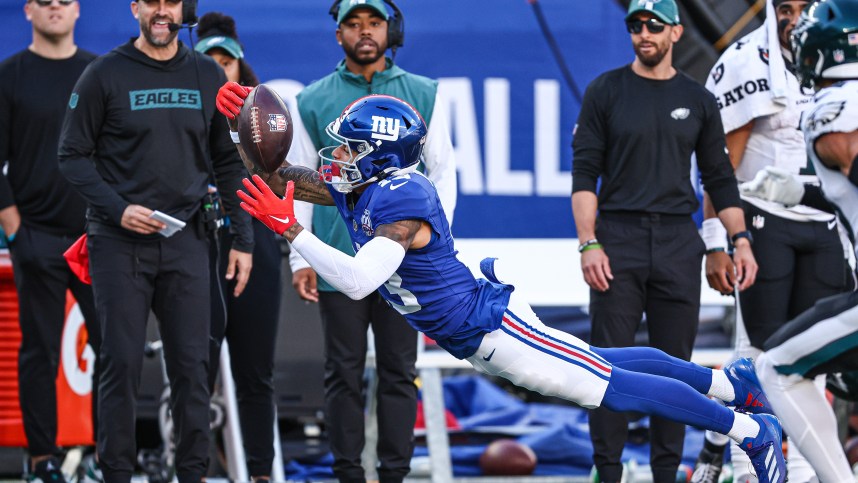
[727,412,760,443]
[708,369,736,402]
[704,429,731,447]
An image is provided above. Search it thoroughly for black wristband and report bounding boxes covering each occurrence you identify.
[731,230,753,246]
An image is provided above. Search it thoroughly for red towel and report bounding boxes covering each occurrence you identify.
[63,234,91,285]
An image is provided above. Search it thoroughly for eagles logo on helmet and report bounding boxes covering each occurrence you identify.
[791,0,858,89]
[318,95,427,193]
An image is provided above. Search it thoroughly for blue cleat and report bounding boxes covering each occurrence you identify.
[724,357,772,414]
[739,414,785,483]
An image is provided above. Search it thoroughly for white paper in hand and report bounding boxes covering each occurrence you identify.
[149,211,186,237]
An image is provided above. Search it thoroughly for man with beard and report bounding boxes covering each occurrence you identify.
[571,0,755,481]
[0,1,99,482]
[260,0,455,481]
[57,1,253,482]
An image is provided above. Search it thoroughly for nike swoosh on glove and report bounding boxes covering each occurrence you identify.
[216,81,253,119]
[237,175,296,235]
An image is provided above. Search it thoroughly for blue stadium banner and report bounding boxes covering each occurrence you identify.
[1,0,706,238]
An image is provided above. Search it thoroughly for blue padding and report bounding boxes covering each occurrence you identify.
[284,375,709,478]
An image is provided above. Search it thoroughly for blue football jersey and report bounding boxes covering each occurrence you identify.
[328,172,483,343]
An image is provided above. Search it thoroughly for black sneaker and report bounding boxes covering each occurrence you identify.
[29,457,66,483]
[691,443,725,483]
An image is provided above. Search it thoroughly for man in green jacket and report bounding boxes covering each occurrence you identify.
[286,1,456,482]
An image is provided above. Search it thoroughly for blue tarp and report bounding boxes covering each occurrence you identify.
[284,375,706,479]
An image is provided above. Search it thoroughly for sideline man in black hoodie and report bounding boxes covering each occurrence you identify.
[57,1,253,482]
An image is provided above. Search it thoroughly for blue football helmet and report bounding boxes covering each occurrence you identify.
[320,95,427,192]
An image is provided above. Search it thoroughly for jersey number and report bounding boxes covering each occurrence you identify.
[384,272,421,315]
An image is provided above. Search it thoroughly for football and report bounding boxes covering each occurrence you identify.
[478,439,537,476]
[237,84,293,174]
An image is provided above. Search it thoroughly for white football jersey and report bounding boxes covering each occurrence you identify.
[802,80,858,256]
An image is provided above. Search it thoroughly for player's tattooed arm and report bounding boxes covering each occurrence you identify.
[276,165,335,205]
[234,153,334,206]
[281,223,304,243]
[376,219,428,251]
[229,125,334,206]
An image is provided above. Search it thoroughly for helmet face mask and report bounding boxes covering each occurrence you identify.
[791,0,858,90]
[319,95,427,193]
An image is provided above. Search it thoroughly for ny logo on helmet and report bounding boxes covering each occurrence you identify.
[371,116,401,142]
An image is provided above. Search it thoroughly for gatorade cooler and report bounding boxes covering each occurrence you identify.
[0,251,94,446]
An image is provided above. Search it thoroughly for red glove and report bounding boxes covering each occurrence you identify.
[237,175,296,235]
[319,162,341,182]
[216,81,253,119]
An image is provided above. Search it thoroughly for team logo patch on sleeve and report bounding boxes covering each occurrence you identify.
[267,114,289,132]
[804,100,846,132]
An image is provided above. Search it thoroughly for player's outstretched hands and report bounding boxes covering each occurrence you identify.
[237,175,296,236]
[739,166,804,207]
[217,81,253,119]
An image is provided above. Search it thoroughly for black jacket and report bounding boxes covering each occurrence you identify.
[58,40,252,250]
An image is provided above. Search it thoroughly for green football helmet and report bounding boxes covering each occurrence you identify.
[792,0,858,89]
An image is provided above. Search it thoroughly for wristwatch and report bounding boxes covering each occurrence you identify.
[731,230,753,246]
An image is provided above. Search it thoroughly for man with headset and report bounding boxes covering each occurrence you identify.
[58,1,253,482]
[282,0,456,481]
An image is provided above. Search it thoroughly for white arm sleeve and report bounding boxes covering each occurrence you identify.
[290,229,406,300]
[287,103,321,273]
[423,91,458,225]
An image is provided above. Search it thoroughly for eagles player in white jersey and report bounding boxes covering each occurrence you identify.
[740,1,858,480]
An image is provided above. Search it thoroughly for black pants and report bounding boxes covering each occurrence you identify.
[318,291,418,483]
[740,202,853,348]
[89,227,210,483]
[10,225,101,456]
[209,219,282,477]
[588,213,704,483]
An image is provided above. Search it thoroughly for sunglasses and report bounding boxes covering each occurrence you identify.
[626,18,668,34]
[31,0,75,6]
